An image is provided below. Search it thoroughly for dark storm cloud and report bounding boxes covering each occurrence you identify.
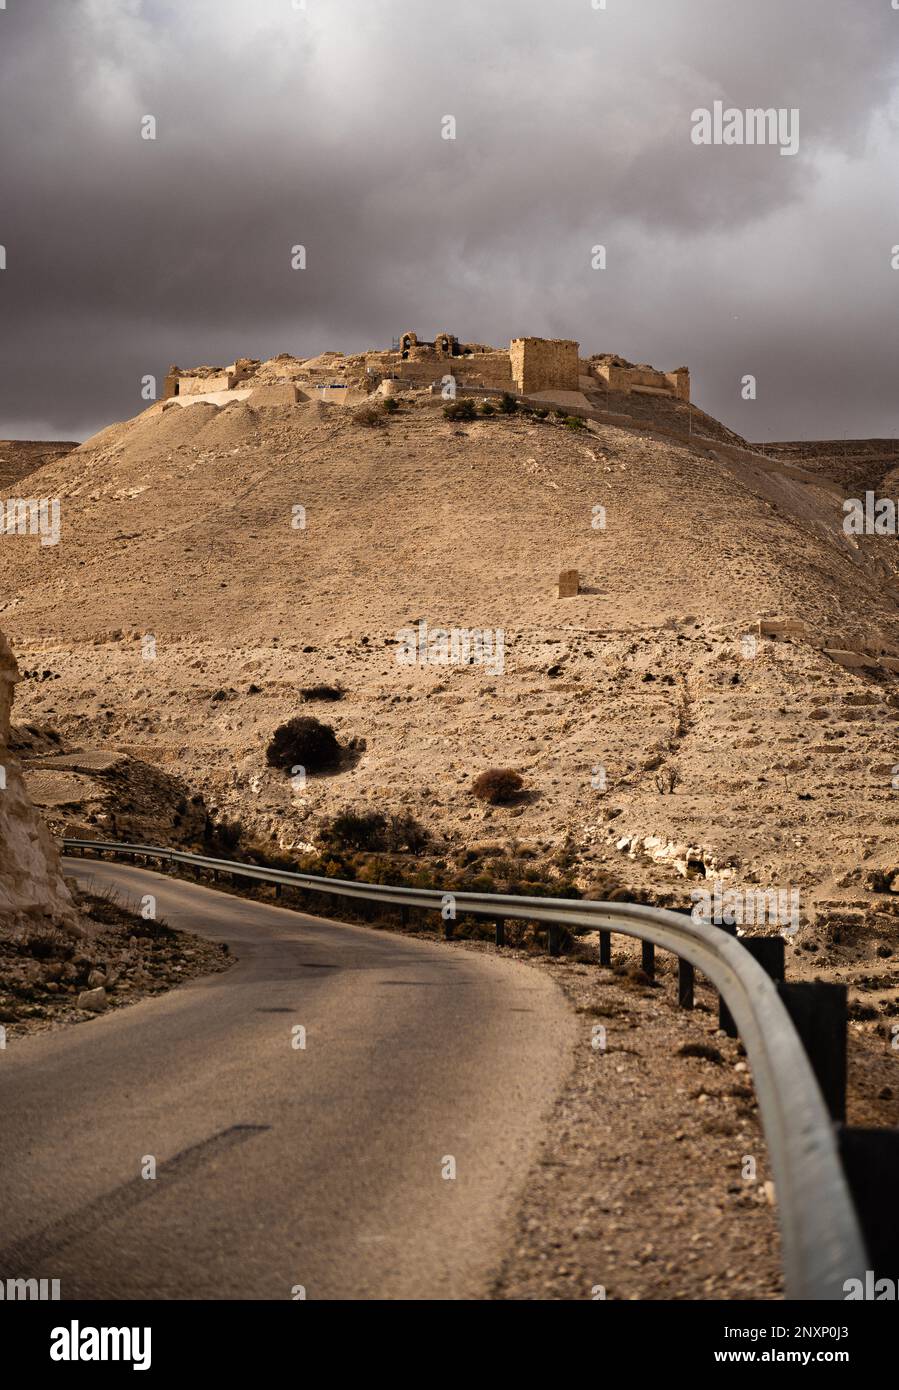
[1,0,898,440]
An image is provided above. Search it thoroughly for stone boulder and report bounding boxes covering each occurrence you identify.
[0,629,79,933]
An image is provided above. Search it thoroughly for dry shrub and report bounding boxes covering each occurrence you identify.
[353,403,386,427]
[471,768,524,805]
[266,717,342,773]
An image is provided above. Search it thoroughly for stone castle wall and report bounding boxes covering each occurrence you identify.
[593,361,691,402]
[164,335,690,408]
[510,338,579,393]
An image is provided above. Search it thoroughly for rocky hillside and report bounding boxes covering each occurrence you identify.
[0,628,78,933]
[3,388,899,1018]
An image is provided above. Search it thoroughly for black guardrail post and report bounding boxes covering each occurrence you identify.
[495,918,506,948]
[678,957,694,1009]
[641,939,655,981]
[744,935,786,983]
[777,981,848,1123]
[598,929,611,966]
[717,923,739,1037]
[836,1126,899,1280]
[668,908,694,1008]
[548,924,562,956]
[718,934,785,1034]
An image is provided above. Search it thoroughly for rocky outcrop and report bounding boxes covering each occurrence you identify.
[0,629,78,933]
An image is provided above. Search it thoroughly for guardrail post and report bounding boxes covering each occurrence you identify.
[444,916,455,941]
[717,924,739,1037]
[836,1126,899,1277]
[274,884,282,899]
[641,939,655,981]
[548,924,562,957]
[400,906,409,927]
[720,934,786,1035]
[776,982,847,1123]
[495,918,505,948]
[678,957,694,1009]
[598,929,611,966]
[744,935,785,982]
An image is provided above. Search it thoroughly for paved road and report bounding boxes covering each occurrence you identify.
[0,860,576,1300]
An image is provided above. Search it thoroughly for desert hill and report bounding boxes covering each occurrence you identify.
[3,378,899,1028]
[0,440,79,493]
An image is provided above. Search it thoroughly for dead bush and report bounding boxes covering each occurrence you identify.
[471,768,524,805]
[655,761,680,794]
[443,398,476,421]
[266,717,342,774]
[353,403,386,428]
[300,684,344,702]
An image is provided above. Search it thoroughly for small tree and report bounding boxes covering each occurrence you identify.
[654,761,681,795]
[498,392,518,414]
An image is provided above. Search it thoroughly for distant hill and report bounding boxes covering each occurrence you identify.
[0,440,79,493]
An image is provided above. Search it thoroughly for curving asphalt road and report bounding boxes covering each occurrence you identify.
[0,860,577,1300]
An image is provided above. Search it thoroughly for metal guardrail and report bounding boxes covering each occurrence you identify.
[62,836,869,1300]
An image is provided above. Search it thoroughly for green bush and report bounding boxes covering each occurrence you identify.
[443,398,476,421]
[479,401,495,417]
[563,415,586,430]
[382,396,400,414]
[498,392,518,414]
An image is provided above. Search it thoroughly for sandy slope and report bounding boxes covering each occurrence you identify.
[3,394,899,1054]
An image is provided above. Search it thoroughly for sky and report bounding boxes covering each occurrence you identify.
[2,0,899,442]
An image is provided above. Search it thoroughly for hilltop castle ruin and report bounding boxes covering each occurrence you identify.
[162,333,690,411]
